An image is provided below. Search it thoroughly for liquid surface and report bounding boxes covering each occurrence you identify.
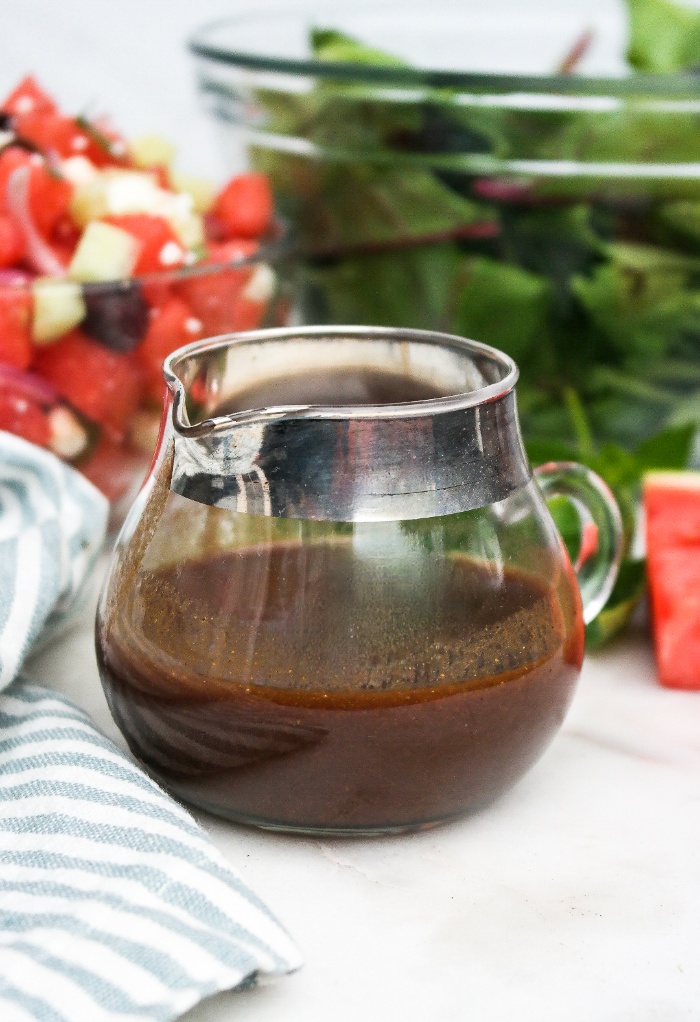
[97,541,582,832]
[216,366,449,414]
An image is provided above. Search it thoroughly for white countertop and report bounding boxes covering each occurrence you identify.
[24,584,700,1022]
[4,1,700,1017]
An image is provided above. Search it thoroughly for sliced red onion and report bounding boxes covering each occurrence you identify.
[472,178,534,203]
[0,268,34,287]
[307,219,501,260]
[455,221,501,240]
[6,164,67,277]
[0,363,61,406]
[558,30,594,75]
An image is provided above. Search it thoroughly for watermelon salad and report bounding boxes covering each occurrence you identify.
[0,75,284,501]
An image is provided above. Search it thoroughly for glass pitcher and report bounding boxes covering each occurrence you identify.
[96,326,622,835]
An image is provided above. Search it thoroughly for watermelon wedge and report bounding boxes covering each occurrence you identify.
[644,471,700,690]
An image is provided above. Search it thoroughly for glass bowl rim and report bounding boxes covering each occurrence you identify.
[0,218,292,295]
[189,11,700,100]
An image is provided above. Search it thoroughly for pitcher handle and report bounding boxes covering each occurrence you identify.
[534,462,624,625]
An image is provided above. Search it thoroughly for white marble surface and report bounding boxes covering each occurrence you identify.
[24,581,700,1022]
[5,0,700,1018]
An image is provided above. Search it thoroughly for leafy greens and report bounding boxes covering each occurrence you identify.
[244,0,700,641]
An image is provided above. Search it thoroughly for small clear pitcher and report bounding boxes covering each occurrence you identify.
[96,326,622,834]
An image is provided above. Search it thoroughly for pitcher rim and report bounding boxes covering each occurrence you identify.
[162,325,519,437]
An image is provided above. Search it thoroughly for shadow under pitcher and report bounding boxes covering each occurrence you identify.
[95,326,623,835]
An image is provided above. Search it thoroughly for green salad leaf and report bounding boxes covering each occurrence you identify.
[308,165,483,251]
[627,0,700,72]
[306,242,462,330]
[658,201,700,245]
[311,27,409,67]
[455,257,550,363]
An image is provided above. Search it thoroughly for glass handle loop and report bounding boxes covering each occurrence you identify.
[534,461,623,625]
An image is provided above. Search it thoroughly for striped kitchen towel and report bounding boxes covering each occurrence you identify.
[0,433,301,1022]
[0,431,107,686]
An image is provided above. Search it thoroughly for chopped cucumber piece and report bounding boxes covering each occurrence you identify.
[170,171,217,215]
[171,208,204,249]
[31,278,86,343]
[68,222,140,283]
[71,170,155,227]
[130,134,176,169]
[70,176,108,227]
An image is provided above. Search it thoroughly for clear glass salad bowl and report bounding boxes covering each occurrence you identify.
[190,0,700,451]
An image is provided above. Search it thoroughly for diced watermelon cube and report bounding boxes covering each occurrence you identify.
[35,164,74,235]
[0,214,24,267]
[76,116,129,168]
[0,287,33,369]
[11,110,113,170]
[644,471,700,690]
[137,297,202,401]
[104,213,185,274]
[13,111,79,158]
[177,240,262,336]
[79,432,144,503]
[33,329,144,439]
[0,390,51,447]
[1,76,57,119]
[49,213,81,266]
[212,173,273,239]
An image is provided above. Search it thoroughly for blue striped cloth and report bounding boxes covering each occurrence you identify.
[0,433,301,1022]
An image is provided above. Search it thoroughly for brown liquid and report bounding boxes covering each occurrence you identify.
[97,541,582,833]
[215,366,449,415]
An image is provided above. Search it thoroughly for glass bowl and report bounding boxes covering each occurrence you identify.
[189,0,700,451]
[0,228,293,517]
